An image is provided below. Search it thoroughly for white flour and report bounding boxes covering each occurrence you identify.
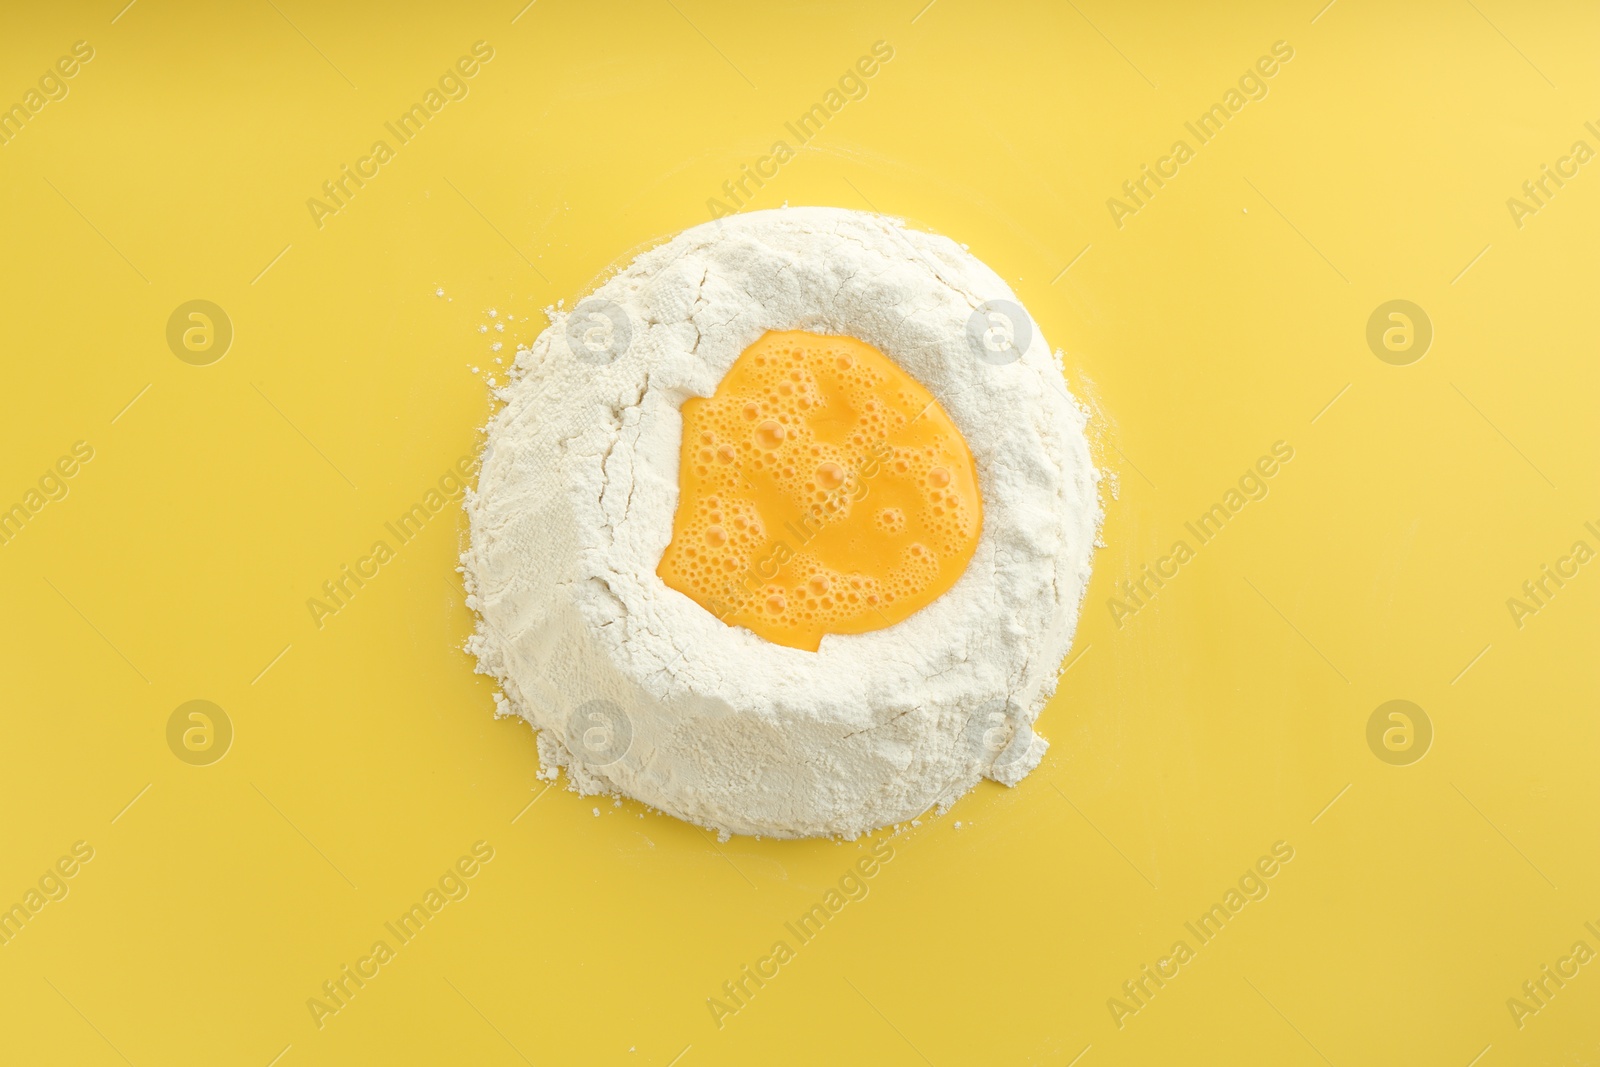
[462,207,1099,838]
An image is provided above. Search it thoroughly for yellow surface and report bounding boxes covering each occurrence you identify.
[659,330,982,650]
[1,1,1597,1064]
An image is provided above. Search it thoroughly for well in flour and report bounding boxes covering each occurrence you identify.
[462,206,1100,838]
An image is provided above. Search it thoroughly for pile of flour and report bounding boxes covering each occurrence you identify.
[461,207,1099,838]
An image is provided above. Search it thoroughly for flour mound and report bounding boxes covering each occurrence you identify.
[462,207,1099,838]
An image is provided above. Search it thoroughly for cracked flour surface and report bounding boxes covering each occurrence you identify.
[461,207,1099,839]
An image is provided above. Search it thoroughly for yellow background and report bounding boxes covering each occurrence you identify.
[2,1,1596,1064]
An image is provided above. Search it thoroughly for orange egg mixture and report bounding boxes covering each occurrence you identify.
[657,330,982,651]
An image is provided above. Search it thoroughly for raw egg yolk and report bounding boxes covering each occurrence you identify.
[657,330,982,651]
